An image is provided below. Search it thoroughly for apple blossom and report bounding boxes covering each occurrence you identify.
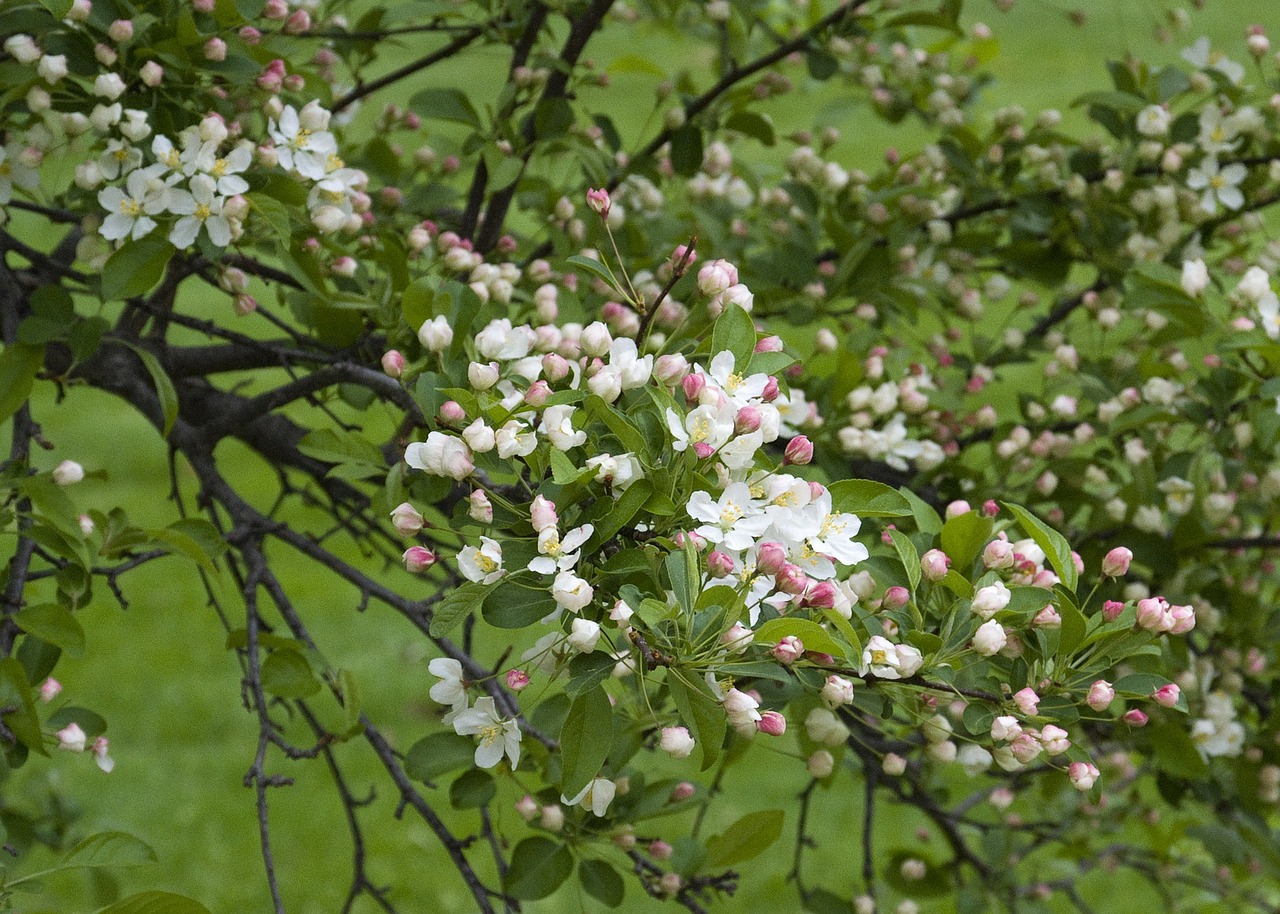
[972,620,1007,656]
[660,727,695,759]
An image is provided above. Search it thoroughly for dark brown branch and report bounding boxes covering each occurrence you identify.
[333,26,488,113]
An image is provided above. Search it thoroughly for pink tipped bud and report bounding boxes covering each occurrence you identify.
[783,436,814,466]
[757,710,787,736]
[1033,606,1061,628]
[755,335,784,353]
[882,586,910,609]
[692,441,715,459]
[523,380,551,407]
[669,781,696,801]
[1102,600,1125,621]
[945,499,971,519]
[1167,603,1196,635]
[1122,709,1149,727]
[390,502,425,536]
[682,372,706,403]
[1013,687,1040,716]
[439,400,466,425]
[39,677,62,702]
[57,722,87,752]
[707,550,735,578]
[1101,546,1132,577]
[761,376,780,402]
[983,539,1014,569]
[506,669,530,691]
[1068,761,1100,790]
[586,187,611,216]
[402,547,436,573]
[515,795,539,821]
[920,549,950,582]
[1135,597,1169,632]
[671,243,696,267]
[530,495,558,533]
[541,353,570,382]
[674,530,706,551]
[1086,680,1114,712]
[203,37,227,61]
[982,499,1000,516]
[734,405,762,435]
[107,19,133,41]
[756,541,787,576]
[775,563,809,595]
[283,8,311,33]
[1152,683,1180,708]
[381,349,406,378]
[771,635,805,665]
[660,727,695,759]
[649,839,673,860]
[804,581,838,609]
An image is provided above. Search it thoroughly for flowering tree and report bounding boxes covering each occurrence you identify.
[1,0,1278,911]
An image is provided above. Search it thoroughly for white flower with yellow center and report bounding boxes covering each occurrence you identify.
[686,482,769,551]
[168,174,231,248]
[98,163,170,241]
[193,140,252,196]
[268,104,338,180]
[1187,156,1246,214]
[528,523,594,574]
[458,536,505,584]
[667,403,734,456]
[452,697,521,769]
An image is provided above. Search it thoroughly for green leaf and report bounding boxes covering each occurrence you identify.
[565,652,617,697]
[247,193,292,248]
[405,732,478,783]
[668,671,725,771]
[587,478,653,550]
[1113,673,1176,698]
[505,837,573,900]
[565,254,616,288]
[0,342,45,427]
[939,512,993,570]
[450,769,496,809]
[550,449,588,484]
[901,487,942,535]
[579,858,625,907]
[710,303,756,369]
[669,124,704,177]
[296,428,384,467]
[14,604,85,658]
[101,234,173,302]
[96,892,212,914]
[1001,502,1078,592]
[1149,720,1209,781]
[62,832,157,869]
[665,542,700,613]
[429,583,489,638]
[0,659,46,756]
[827,479,913,518]
[724,111,775,146]
[1056,594,1087,657]
[118,341,179,437]
[151,519,225,576]
[703,809,785,869]
[402,277,436,330]
[584,395,651,459]
[46,706,107,739]
[408,87,482,128]
[888,529,921,593]
[753,618,844,659]
[260,649,320,698]
[483,579,557,629]
[560,688,613,799]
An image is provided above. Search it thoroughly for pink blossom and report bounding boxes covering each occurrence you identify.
[1102,600,1125,621]
[883,586,910,609]
[1068,761,1100,790]
[783,436,814,465]
[756,542,787,576]
[402,547,436,573]
[57,722,86,752]
[921,549,950,582]
[757,711,787,736]
[1086,680,1115,712]
[771,636,804,665]
[586,187,611,216]
[1101,546,1133,577]
[1152,683,1181,708]
[1122,709,1149,727]
[707,550,735,577]
[1013,687,1040,716]
[505,669,529,691]
[390,502,425,536]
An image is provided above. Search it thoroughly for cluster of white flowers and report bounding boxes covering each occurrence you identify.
[1191,690,1244,758]
[87,101,365,250]
[837,355,944,472]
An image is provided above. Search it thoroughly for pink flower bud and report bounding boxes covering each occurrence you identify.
[239,25,262,44]
[1068,761,1099,790]
[654,353,689,384]
[381,350,405,378]
[283,8,311,33]
[756,541,787,576]
[192,0,216,10]
[1122,709,1149,727]
[541,353,570,382]
[1101,546,1132,577]
[52,460,84,486]
[920,549,950,582]
[692,441,715,459]
[506,669,530,691]
[757,710,787,736]
[882,586,910,609]
[660,727,695,759]
[586,187,611,216]
[783,436,814,466]
[721,621,752,651]
[982,539,1014,569]
[882,752,907,776]
[439,400,466,425]
[1033,606,1061,628]
[1152,683,1180,708]
[771,635,804,664]
[991,716,1022,741]
[1102,600,1125,621]
[469,490,493,524]
[1167,603,1196,635]
[671,243,696,267]
[530,495,558,533]
[982,499,999,517]
[707,550,735,578]
[674,530,706,551]
[203,37,227,61]
[523,380,551,406]
[402,547,436,573]
[1086,680,1114,712]
[1013,687,1039,716]
[262,0,287,17]
[734,405,762,435]
[761,376,780,401]
[57,722,86,752]
[389,502,425,536]
[804,581,838,609]
[755,335,784,353]
[669,781,696,801]
[1135,597,1169,632]
[775,563,809,595]
[515,795,539,821]
[682,372,706,403]
[649,839,673,860]
[107,19,133,41]
[39,677,62,702]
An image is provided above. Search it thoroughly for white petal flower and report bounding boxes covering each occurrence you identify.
[452,697,521,769]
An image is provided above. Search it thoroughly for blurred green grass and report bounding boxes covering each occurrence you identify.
[8,2,1250,911]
